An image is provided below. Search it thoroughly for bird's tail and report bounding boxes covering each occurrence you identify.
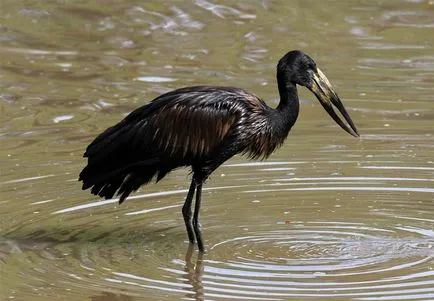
[79,157,161,204]
[79,112,170,203]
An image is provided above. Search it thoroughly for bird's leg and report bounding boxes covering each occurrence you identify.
[182,179,197,244]
[193,182,204,252]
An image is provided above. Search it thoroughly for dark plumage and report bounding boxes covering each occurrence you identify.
[79,50,359,252]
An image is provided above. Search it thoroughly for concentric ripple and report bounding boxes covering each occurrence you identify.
[139,222,432,300]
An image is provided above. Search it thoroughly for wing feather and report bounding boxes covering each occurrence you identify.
[151,95,239,159]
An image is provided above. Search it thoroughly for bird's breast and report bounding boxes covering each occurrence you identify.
[241,112,289,160]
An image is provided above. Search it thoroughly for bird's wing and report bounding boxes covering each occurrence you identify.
[80,86,265,202]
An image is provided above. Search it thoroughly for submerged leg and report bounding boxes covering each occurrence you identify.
[182,179,196,244]
[193,183,204,252]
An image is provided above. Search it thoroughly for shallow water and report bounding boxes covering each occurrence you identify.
[1,1,434,300]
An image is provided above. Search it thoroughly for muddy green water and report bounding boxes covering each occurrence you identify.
[1,1,434,300]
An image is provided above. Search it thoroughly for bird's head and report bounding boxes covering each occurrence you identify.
[277,50,359,137]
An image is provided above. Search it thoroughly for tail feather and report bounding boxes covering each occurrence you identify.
[79,158,160,186]
[117,172,155,204]
[80,156,161,203]
[96,174,127,200]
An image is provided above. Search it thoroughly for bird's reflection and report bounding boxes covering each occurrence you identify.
[183,244,205,301]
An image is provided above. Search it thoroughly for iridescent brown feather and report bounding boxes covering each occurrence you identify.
[152,101,237,158]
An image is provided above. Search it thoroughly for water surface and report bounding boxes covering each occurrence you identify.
[1,1,434,300]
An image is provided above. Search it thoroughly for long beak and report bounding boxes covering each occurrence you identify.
[309,68,359,137]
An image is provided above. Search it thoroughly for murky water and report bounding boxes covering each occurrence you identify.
[1,1,434,300]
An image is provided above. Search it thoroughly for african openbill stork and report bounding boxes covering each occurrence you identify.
[79,50,359,252]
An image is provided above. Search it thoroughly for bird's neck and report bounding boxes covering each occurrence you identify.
[244,80,300,160]
[276,80,299,128]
